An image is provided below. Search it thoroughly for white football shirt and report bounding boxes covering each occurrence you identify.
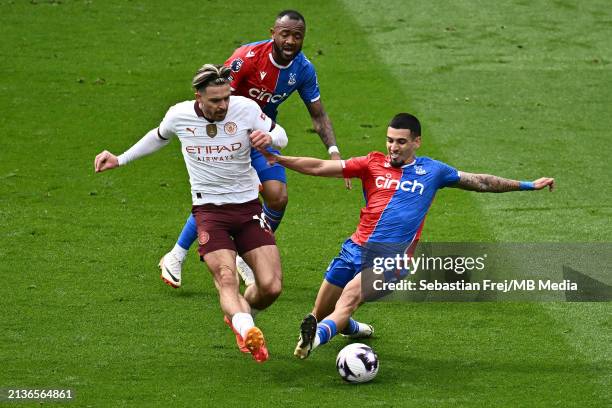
[158,95,273,205]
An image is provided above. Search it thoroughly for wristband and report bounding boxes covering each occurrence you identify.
[519,181,535,190]
[328,146,340,155]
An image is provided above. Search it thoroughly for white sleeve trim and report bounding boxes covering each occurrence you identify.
[310,95,321,103]
[117,128,171,166]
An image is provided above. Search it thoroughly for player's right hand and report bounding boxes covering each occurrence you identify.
[94,150,119,173]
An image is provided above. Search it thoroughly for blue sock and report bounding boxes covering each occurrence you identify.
[263,204,285,232]
[176,214,198,250]
[340,318,359,335]
[317,319,337,346]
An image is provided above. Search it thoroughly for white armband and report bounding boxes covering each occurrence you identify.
[269,123,288,150]
[117,128,171,166]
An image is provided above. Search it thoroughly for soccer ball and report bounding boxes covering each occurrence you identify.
[336,343,379,383]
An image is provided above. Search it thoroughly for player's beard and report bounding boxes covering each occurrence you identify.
[213,109,227,121]
[389,152,405,167]
[273,41,300,64]
[390,158,404,168]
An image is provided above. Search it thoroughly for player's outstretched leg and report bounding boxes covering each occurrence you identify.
[298,275,364,359]
[159,214,197,287]
[323,274,364,335]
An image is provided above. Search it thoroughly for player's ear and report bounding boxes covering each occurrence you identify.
[270,27,275,37]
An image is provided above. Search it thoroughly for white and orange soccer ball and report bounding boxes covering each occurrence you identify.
[336,343,379,383]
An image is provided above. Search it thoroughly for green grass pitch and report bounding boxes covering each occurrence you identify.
[1,0,610,406]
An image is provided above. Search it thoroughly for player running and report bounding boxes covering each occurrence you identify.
[159,10,348,289]
[94,65,288,362]
[257,113,555,359]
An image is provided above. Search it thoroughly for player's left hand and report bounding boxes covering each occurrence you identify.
[533,177,555,191]
[330,152,352,190]
[250,130,272,149]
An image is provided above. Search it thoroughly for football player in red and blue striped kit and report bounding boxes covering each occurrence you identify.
[159,10,348,289]
[257,113,555,359]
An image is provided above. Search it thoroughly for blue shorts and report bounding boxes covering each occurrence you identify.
[325,239,411,288]
[324,239,364,288]
[250,147,287,184]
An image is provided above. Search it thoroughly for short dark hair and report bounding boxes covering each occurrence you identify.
[389,113,421,136]
[276,9,306,27]
[192,64,231,92]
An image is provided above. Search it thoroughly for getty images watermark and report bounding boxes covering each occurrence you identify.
[360,243,611,302]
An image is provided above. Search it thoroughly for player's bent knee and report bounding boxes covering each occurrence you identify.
[265,194,288,211]
[262,183,288,210]
[259,278,282,300]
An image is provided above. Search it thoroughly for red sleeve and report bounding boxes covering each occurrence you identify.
[225,46,251,91]
[342,155,369,179]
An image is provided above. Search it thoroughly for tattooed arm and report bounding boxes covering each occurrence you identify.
[306,100,337,151]
[454,172,555,192]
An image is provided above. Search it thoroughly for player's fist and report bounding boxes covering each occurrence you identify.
[249,130,272,149]
[533,177,555,191]
[94,150,119,173]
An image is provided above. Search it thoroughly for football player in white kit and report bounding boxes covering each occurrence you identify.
[94,64,288,362]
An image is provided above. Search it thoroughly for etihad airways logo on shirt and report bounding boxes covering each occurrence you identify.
[185,143,242,155]
[375,175,424,195]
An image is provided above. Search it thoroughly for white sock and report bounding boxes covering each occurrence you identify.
[232,312,255,339]
[313,334,321,349]
[170,244,188,262]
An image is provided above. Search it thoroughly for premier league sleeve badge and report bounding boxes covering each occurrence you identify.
[230,58,243,72]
